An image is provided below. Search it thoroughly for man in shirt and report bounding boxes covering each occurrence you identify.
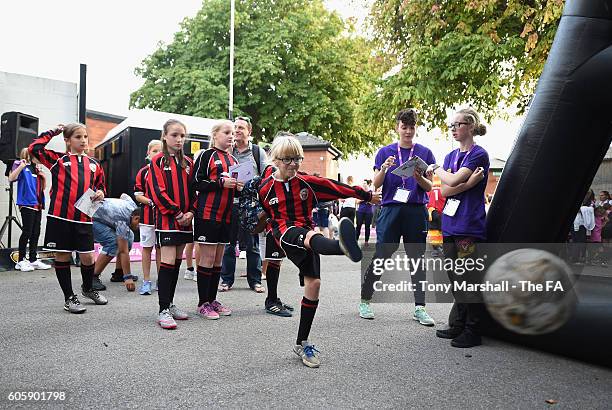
[219,117,268,293]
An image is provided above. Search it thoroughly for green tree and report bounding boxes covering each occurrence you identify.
[363,0,565,137]
[131,0,384,154]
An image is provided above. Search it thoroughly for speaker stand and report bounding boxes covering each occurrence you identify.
[0,183,22,248]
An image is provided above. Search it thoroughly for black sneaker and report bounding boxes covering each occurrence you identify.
[436,327,463,339]
[451,329,482,348]
[92,276,106,291]
[265,300,292,317]
[338,217,362,262]
[277,298,294,311]
[110,274,123,282]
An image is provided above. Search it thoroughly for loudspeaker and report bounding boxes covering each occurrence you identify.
[0,112,39,161]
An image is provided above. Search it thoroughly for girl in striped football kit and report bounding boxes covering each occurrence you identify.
[192,120,242,320]
[29,123,107,314]
[147,120,194,329]
[133,139,162,295]
[258,133,381,368]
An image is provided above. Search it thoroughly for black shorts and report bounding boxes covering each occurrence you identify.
[44,217,94,253]
[265,232,286,260]
[279,226,320,286]
[156,231,193,247]
[194,219,230,245]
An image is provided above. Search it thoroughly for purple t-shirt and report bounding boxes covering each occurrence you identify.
[357,192,374,214]
[441,145,489,239]
[374,142,436,206]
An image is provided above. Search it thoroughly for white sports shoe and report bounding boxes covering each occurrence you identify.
[15,260,34,272]
[183,269,195,280]
[30,259,52,270]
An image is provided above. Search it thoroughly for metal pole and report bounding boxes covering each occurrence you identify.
[228,0,235,120]
[79,64,87,124]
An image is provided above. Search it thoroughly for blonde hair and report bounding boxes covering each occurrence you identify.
[19,147,32,162]
[161,119,188,169]
[268,132,304,164]
[147,139,162,158]
[457,108,487,136]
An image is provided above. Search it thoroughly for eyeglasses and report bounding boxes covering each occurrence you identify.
[448,122,468,130]
[279,157,304,165]
[235,116,251,124]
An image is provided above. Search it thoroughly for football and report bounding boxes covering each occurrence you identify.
[483,248,576,335]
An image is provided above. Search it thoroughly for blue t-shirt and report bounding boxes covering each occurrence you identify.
[441,145,489,239]
[12,161,44,208]
[374,142,436,206]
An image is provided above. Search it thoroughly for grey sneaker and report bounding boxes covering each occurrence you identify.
[413,306,435,326]
[91,276,106,291]
[158,309,177,329]
[81,288,108,305]
[338,217,362,262]
[293,341,321,368]
[64,295,86,314]
[169,304,189,320]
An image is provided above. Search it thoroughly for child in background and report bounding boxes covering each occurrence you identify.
[8,147,50,271]
[134,139,162,295]
[589,206,608,265]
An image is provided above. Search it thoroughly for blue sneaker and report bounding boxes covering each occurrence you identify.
[139,280,152,295]
[293,340,321,368]
[413,306,435,326]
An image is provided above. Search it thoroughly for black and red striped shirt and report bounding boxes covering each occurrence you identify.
[258,172,372,241]
[29,129,106,223]
[192,147,238,224]
[134,164,155,226]
[146,152,193,232]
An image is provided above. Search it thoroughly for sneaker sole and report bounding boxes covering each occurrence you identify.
[197,313,220,320]
[412,315,435,326]
[215,311,232,316]
[159,322,177,329]
[266,308,292,317]
[139,291,152,296]
[338,218,362,262]
[359,313,375,320]
[64,306,86,314]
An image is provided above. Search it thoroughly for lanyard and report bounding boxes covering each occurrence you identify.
[452,144,476,173]
[396,143,415,188]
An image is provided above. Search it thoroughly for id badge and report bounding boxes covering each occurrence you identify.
[443,198,460,217]
[393,187,410,203]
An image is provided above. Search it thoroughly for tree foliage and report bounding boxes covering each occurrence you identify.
[363,0,565,137]
[131,0,384,154]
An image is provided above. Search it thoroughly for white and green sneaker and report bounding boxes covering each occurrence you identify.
[413,306,435,326]
[359,300,375,319]
[293,341,321,368]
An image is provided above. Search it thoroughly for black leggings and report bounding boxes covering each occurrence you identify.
[355,211,373,242]
[19,207,42,262]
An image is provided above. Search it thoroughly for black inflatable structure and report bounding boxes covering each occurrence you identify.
[485,0,612,367]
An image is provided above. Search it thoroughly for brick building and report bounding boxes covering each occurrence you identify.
[85,110,126,155]
[294,132,341,179]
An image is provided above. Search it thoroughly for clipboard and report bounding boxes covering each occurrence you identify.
[390,155,429,178]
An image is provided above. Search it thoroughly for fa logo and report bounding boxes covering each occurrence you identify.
[89,163,97,173]
[269,197,279,206]
[299,188,308,201]
[215,160,222,165]
[163,166,172,171]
